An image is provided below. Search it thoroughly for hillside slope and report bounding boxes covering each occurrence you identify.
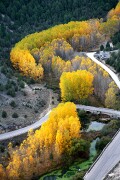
[0,0,118,61]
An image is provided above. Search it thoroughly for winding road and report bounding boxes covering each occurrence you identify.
[0,110,51,141]
[87,52,120,89]
[84,52,120,180]
[0,105,120,141]
[0,52,120,179]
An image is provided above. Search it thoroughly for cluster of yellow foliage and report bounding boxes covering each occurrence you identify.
[60,55,111,101]
[0,165,6,180]
[10,20,101,79]
[10,1,120,79]
[2,102,81,180]
[105,81,118,108]
[107,1,120,20]
[100,2,120,37]
[60,70,94,101]
[10,49,44,80]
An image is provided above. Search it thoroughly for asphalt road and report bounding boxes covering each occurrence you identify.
[84,53,120,180]
[0,104,120,141]
[84,129,120,180]
[87,52,120,89]
[76,104,120,118]
[0,111,50,141]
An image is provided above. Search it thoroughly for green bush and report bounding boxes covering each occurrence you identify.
[5,80,12,89]
[105,42,111,51]
[1,66,7,74]
[100,45,104,51]
[101,120,119,136]
[15,85,18,92]
[72,171,86,180]
[0,145,5,153]
[70,139,90,159]
[96,136,111,152]
[19,81,25,88]
[7,87,16,97]
[0,83,4,91]
[2,110,7,118]
[10,101,17,108]
[12,113,19,118]
[24,115,27,118]
[77,110,90,129]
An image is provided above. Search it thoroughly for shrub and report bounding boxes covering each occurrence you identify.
[106,42,111,51]
[70,138,90,159]
[52,101,54,104]
[0,145,5,153]
[5,80,12,89]
[7,87,16,97]
[72,171,86,180]
[12,113,18,118]
[19,81,25,88]
[10,101,17,108]
[77,110,90,129]
[1,66,7,74]
[96,136,111,152]
[0,83,4,91]
[2,111,7,118]
[100,45,104,51]
[15,85,18,92]
[24,115,27,118]
[35,110,38,113]
[23,91,27,96]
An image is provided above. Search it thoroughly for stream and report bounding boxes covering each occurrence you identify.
[87,121,105,132]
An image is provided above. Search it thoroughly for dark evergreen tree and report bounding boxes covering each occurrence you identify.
[100,45,104,51]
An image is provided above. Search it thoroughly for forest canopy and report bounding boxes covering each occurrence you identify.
[0,0,117,61]
[10,1,120,80]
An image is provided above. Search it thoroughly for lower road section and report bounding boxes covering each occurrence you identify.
[0,105,120,141]
[0,111,50,141]
[84,129,120,180]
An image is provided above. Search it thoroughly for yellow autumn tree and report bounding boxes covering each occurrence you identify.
[107,1,120,19]
[105,81,118,108]
[60,70,94,102]
[0,164,6,180]
[6,102,81,179]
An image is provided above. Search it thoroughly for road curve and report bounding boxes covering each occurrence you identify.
[84,53,120,180]
[0,105,120,141]
[0,111,50,141]
[87,52,120,89]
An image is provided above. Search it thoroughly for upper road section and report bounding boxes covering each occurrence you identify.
[87,52,120,89]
